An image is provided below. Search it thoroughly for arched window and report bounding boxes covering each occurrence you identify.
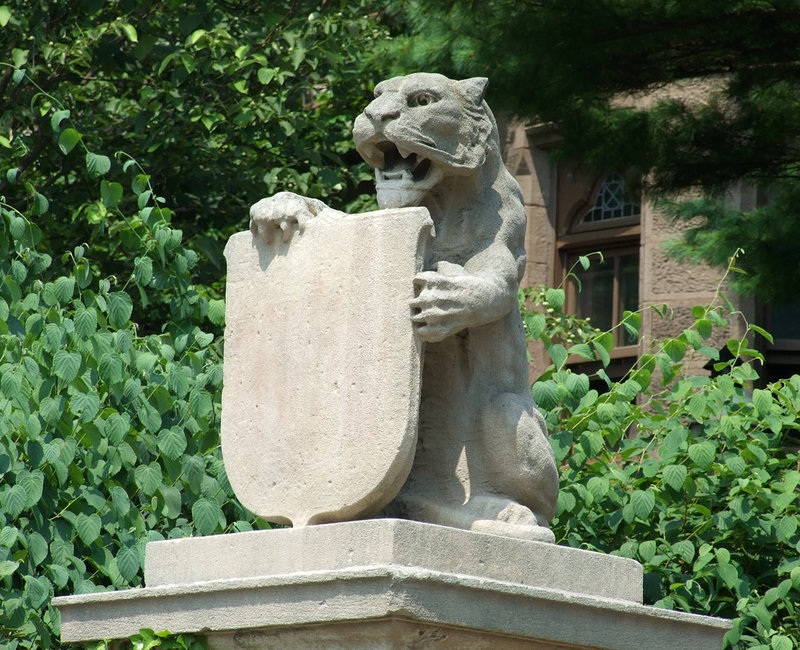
[556,171,641,351]
[580,174,640,224]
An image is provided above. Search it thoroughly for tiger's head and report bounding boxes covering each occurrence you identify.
[353,73,495,209]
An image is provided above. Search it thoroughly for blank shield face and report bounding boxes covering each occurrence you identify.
[221,206,433,527]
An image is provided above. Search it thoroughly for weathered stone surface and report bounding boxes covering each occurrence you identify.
[351,72,559,542]
[144,520,642,602]
[54,520,730,649]
[647,247,723,297]
[240,73,558,542]
[222,206,433,527]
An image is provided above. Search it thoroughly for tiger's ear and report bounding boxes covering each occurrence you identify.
[457,77,489,105]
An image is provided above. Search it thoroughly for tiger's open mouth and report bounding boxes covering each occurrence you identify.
[374,141,432,186]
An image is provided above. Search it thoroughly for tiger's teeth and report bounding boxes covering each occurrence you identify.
[397,146,412,158]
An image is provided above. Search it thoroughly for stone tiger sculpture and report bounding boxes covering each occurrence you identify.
[250,72,559,542]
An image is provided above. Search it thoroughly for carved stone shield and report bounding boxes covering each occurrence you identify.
[221,206,434,527]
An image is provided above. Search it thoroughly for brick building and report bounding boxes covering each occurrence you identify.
[503,120,800,384]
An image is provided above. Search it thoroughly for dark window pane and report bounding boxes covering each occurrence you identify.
[577,260,614,331]
[769,303,800,341]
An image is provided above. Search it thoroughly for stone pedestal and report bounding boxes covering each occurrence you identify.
[54,519,729,649]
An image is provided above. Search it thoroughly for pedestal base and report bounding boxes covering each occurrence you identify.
[53,519,730,649]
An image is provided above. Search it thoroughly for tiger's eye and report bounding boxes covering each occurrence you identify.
[409,92,436,107]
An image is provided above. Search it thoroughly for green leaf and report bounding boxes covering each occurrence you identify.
[107,291,133,328]
[1,485,26,517]
[53,349,81,383]
[688,442,715,469]
[208,299,225,326]
[0,526,17,546]
[662,464,687,491]
[772,636,793,650]
[50,109,71,132]
[86,151,111,177]
[564,372,589,399]
[545,287,565,311]
[40,396,64,424]
[687,394,705,421]
[592,339,610,367]
[192,497,222,535]
[579,430,603,456]
[182,455,205,493]
[532,380,559,410]
[75,512,102,546]
[664,339,686,363]
[27,531,48,566]
[187,28,206,45]
[18,471,44,507]
[630,489,655,520]
[188,389,213,419]
[33,191,49,215]
[110,485,131,516]
[157,426,187,460]
[586,476,609,500]
[557,490,577,515]
[120,22,138,43]
[638,540,657,563]
[134,256,153,286]
[54,275,75,302]
[134,462,162,496]
[0,6,11,27]
[100,180,123,207]
[23,575,51,609]
[70,391,100,422]
[621,310,641,338]
[74,308,98,339]
[98,353,124,384]
[549,431,573,462]
[777,516,798,542]
[257,67,275,85]
[752,388,772,416]
[671,540,695,563]
[0,560,19,577]
[116,545,140,581]
[696,318,713,339]
[58,127,81,154]
[161,485,182,518]
[725,454,746,475]
[567,342,593,360]
[47,563,70,588]
[548,343,568,370]
[525,312,546,339]
[138,403,162,433]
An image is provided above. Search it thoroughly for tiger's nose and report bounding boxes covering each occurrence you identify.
[364,96,401,125]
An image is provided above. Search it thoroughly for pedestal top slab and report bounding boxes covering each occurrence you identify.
[144,519,642,603]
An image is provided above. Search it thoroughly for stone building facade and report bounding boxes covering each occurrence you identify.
[502,120,799,384]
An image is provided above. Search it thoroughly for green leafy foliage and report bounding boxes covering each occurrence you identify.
[85,628,207,650]
[0,148,272,647]
[1,0,389,305]
[524,262,800,648]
